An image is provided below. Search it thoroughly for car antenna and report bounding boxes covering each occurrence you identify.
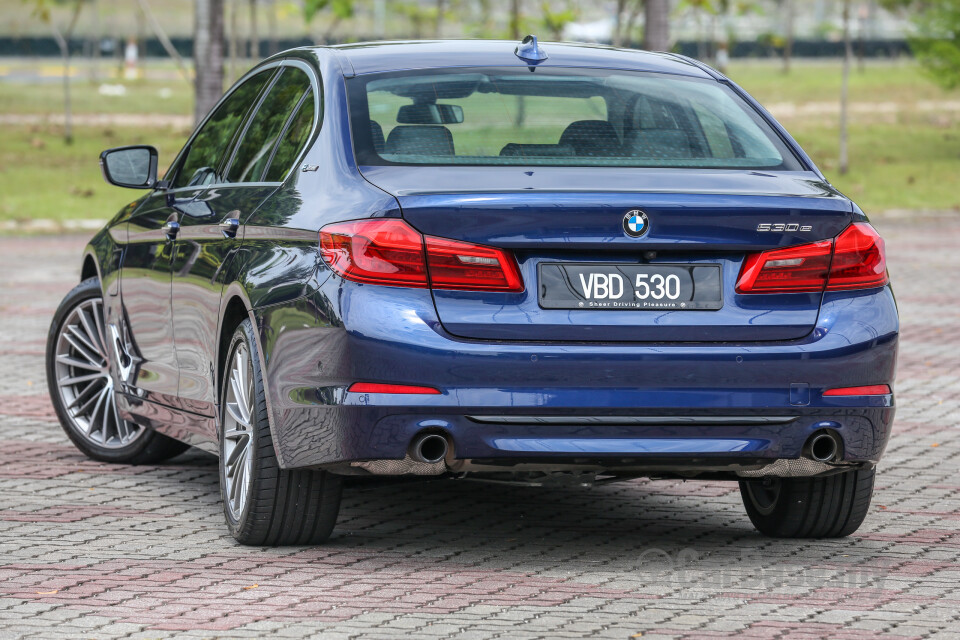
[515,34,548,67]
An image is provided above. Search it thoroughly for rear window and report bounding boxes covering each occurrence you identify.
[348,67,802,170]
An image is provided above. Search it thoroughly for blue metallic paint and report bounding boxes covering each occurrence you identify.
[77,41,895,480]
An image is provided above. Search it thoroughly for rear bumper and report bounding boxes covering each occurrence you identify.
[254,281,898,474]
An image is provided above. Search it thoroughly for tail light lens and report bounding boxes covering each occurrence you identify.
[424,236,524,291]
[320,219,524,293]
[826,223,888,290]
[320,219,428,287]
[737,223,888,294]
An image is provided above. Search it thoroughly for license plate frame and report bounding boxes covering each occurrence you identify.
[537,262,724,311]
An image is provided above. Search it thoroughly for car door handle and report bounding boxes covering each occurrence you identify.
[162,220,180,241]
[219,217,240,238]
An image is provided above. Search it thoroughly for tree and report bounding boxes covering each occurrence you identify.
[30,0,86,144]
[645,0,671,51]
[839,0,853,175]
[882,0,960,90]
[541,1,578,40]
[194,0,225,125]
[303,0,354,42]
[613,0,644,47]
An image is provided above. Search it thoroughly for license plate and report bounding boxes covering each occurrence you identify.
[538,263,723,310]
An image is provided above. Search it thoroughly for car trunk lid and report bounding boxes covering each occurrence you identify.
[359,166,854,342]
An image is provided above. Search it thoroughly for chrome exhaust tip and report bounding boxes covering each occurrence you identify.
[409,433,449,464]
[807,432,840,463]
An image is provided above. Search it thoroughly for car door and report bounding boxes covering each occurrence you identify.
[171,61,317,420]
[118,67,275,414]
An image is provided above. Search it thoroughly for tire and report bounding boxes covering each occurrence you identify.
[46,277,190,464]
[739,467,875,538]
[219,318,342,546]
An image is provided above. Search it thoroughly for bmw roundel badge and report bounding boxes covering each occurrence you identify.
[623,209,649,238]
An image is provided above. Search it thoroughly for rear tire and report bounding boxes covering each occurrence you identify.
[739,468,875,538]
[219,318,342,546]
[46,277,189,464]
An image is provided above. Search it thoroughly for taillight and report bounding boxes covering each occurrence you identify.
[736,240,833,294]
[826,223,888,290]
[425,236,524,291]
[737,223,888,294]
[319,219,523,292]
[320,219,428,287]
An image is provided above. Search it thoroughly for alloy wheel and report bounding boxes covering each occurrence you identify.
[744,478,782,516]
[223,342,255,520]
[53,297,143,448]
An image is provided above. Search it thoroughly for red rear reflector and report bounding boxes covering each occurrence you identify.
[823,384,891,396]
[737,223,888,294]
[320,219,523,292]
[348,383,441,395]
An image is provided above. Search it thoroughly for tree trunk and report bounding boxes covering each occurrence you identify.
[136,0,191,84]
[90,0,100,82]
[435,0,444,38]
[267,0,278,54]
[52,1,84,145]
[644,0,670,52]
[839,0,852,175]
[783,0,793,74]
[249,0,259,59]
[613,0,627,47]
[510,0,521,40]
[194,0,225,125]
[228,0,238,82]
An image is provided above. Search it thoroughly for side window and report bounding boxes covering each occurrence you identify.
[263,90,316,182]
[226,68,312,183]
[172,69,273,189]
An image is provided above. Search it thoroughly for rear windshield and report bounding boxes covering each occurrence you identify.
[347,67,802,170]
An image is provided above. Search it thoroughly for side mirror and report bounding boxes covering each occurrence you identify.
[99,145,159,189]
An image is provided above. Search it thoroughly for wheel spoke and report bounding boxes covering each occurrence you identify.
[77,307,102,356]
[56,354,102,372]
[72,382,105,418]
[225,436,249,468]
[62,335,103,369]
[66,325,101,359]
[225,402,249,429]
[66,379,102,410]
[91,301,108,358]
[87,387,109,435]
[59,372,103,387]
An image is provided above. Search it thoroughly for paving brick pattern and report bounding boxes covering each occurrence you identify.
[0,218,957,639]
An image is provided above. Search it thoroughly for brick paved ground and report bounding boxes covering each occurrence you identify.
[0,217,957,640]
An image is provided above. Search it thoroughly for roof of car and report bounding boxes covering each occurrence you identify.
[323,39,716,79]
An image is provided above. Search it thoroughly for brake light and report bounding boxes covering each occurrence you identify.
[823,384,891,396]
[320,219,523,292]
[736,240,833,294]
[737,223,888,294]
[320,219,427,287]
[425,236,524,291]
[826,223,888,290]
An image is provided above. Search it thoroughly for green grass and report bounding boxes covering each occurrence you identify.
[0,76,194,117]
[726,61,953,105]
[0,125,189,224]
[796,120,960,212]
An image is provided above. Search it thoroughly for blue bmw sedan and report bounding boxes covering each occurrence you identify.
[46,38,897,544]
